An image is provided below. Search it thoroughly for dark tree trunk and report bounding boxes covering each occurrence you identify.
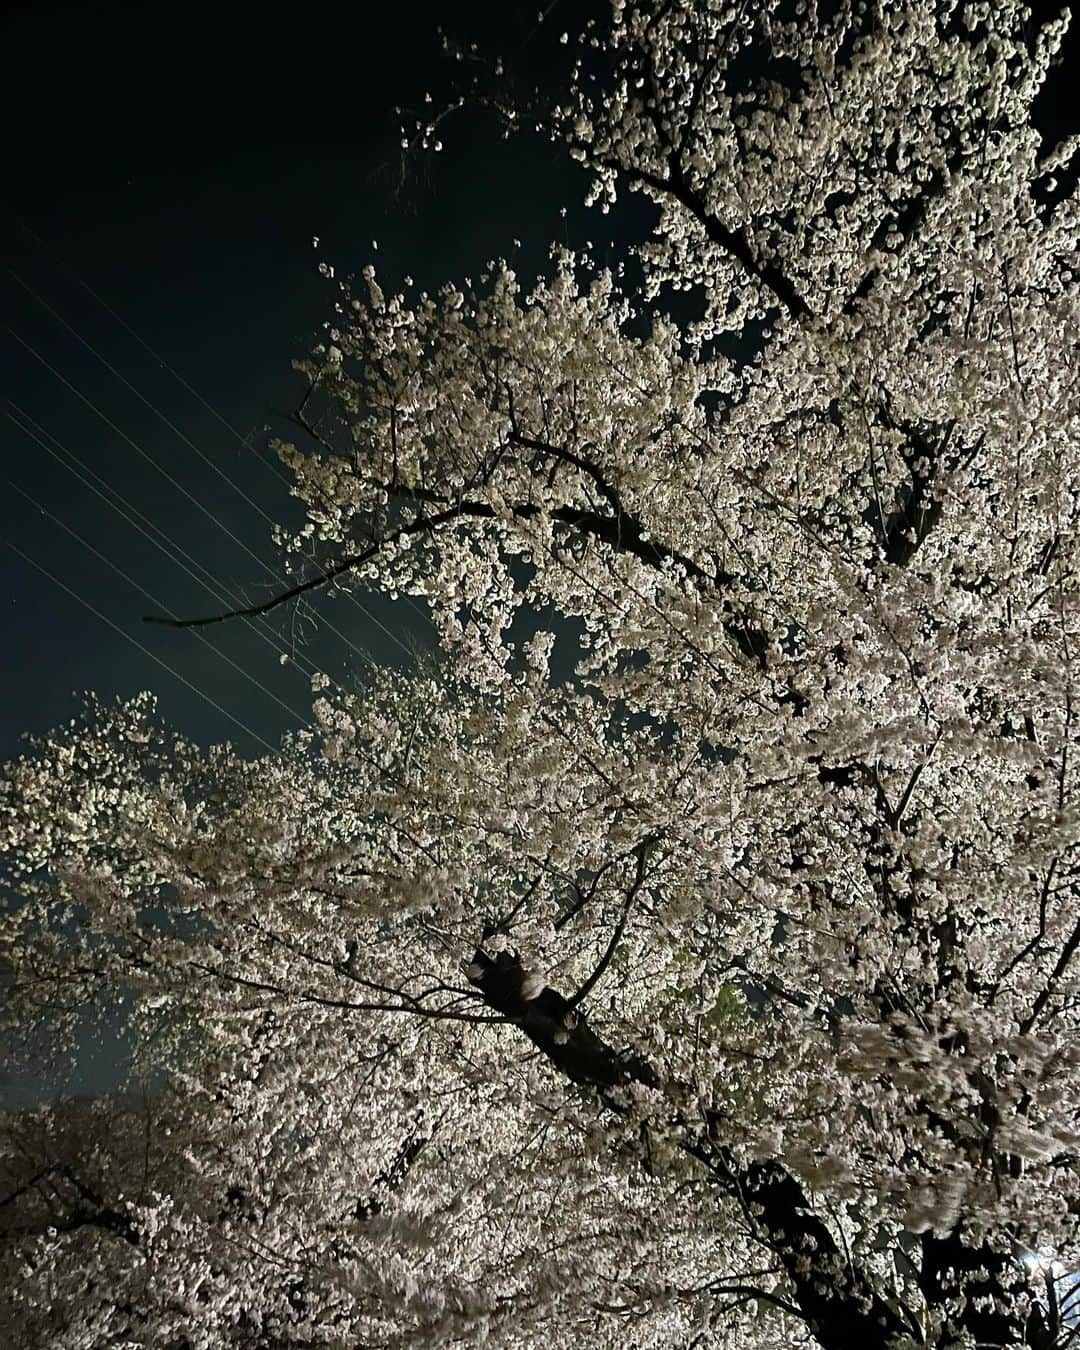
[468,949,911,1348]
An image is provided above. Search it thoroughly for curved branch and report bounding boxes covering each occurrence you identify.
[567,843,650,1010]
[143,489,728,629]
[141,505,475,629]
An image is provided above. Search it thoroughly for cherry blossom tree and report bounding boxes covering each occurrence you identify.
[3,1,1079,1345]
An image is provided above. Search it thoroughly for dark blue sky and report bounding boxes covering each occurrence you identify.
[1,0,612,763]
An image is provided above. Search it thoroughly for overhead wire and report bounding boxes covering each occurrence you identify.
[3,407,428,792]
[8,325,418,667]
[5,359,385,765]
[12,259,428,653]
[5,401,327,692]
[7,476,314,734]
[8,218,433,639]
[8,213,294,485]
[6,540,280,755]
[6,409,425,799]
[8,266,288,529]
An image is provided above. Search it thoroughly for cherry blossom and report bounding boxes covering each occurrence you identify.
[3,3,1079,1346]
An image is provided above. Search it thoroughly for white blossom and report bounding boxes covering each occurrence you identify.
[2,3,1079,1347]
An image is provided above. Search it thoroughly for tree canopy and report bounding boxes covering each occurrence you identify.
[3,1,1079,1346]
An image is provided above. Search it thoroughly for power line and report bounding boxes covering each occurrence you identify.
[9,327,417,666]
[6,403,325,688]
[6,407,436,794]
[7,213,293,486]
[9,215,434,641]
[8,266,286,530]
[7,406,429,792]
[7,476,314,734]
[6,541,280,756]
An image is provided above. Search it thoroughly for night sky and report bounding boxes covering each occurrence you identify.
[1,0,612,765]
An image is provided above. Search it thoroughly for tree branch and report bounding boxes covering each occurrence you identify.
[465,951,909,1349]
